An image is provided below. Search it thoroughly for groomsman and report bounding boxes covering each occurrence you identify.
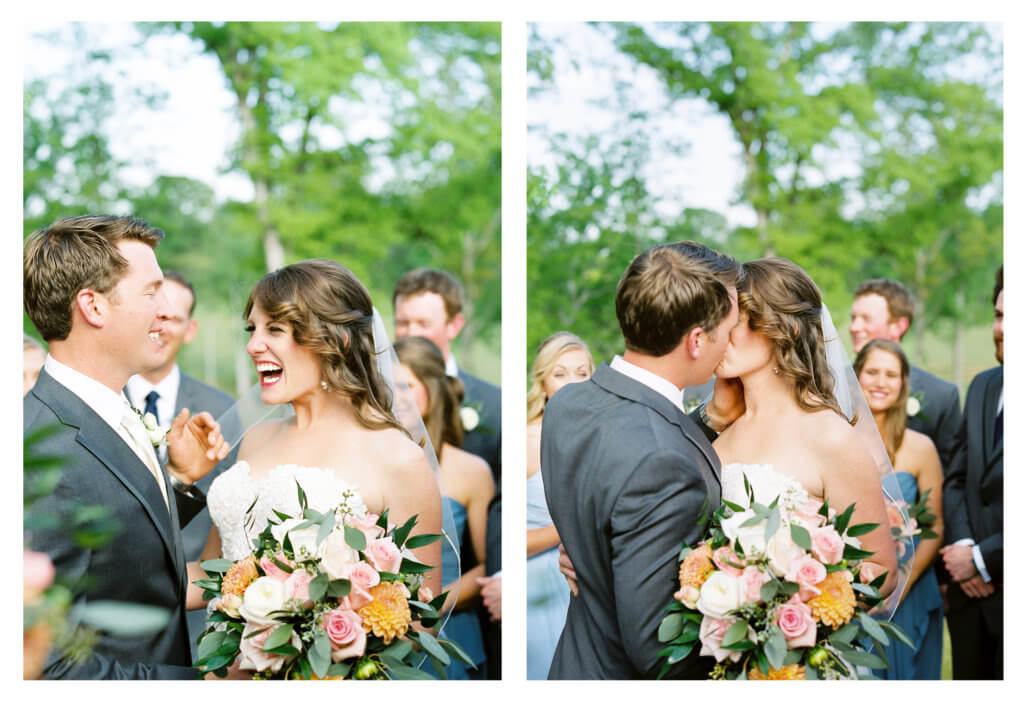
[849,278,961,476]
[23,215,231,679]
[941,266,1003,679]
[123,270,235,658]
[392,267,501,679]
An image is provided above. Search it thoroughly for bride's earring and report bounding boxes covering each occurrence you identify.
[320,380,329,391]
[772,366,779,375]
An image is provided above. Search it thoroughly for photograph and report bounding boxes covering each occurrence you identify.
[526,20,1003,681]
[22,20,501,681]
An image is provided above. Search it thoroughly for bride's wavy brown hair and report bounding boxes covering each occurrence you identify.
[245,259,408,437]
[739,258,848,422]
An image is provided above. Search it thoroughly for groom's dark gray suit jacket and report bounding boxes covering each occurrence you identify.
[25,370,204,679]
[541,363,721,679]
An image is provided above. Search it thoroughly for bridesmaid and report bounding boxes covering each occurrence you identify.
[394,336,494,679]
[526,332,594,680]
[855,339,944,679]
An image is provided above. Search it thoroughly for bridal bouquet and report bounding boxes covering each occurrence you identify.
[657,479,911,680]
[194,484,470,679]
[888,491,938,558]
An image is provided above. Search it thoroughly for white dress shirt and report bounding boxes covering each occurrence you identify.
[445,353,459,378]
[609,355,686,413]
[126,366,180,462]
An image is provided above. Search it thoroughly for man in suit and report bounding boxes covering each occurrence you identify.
[849,279,962,475]
[940,266,1003,679]
[393,268,501,483]
[541,242,741,679]
[123,270,235,657]
[24,215,231,679]
[393,267,502,678]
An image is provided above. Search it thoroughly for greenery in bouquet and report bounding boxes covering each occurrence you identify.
[194,482,473,679]
[657,477,912,680]
[889,490,939,559]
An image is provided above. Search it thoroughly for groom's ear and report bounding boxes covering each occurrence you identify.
[891,315,910,340]
[683,326,703,359]
[74,288,108,329]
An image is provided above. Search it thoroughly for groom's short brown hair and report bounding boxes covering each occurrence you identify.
[616,242,741,356]
[24,214,164,341]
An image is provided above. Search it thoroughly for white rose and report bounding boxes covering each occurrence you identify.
[719,509,768,556]
[763,522,804,577]
[142,412,159,431]
[320,529,360,580]
[271,518,320,559]
[238,576,287,624]
[460,406,480,431]
[906,396,921,417]
[696,571,742,619]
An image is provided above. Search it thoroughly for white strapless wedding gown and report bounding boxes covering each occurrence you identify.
[720,463,811,512]
[207,461,368,560]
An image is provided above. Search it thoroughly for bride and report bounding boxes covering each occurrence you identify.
[710,257,899,598]
[185,259,443,611]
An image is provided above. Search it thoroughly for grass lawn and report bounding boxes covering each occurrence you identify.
[942,621,952,679]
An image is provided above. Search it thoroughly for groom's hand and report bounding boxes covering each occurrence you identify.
[708,377,745,430]
[558,544,579,597]
[167,409,230,485]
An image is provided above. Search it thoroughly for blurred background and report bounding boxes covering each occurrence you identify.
[23,21,501,391]
[527,21,1003,396]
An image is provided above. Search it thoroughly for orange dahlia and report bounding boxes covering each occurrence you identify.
[748,664,806,680]
[221,555,259,598]
[678,543,715,589]
[358,581,411,644]
[807,571,856,629]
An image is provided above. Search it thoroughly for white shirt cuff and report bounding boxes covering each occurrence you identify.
[953,538,975,547]
[971,545,991,583]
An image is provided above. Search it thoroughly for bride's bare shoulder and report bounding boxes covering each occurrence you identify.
[806,410,872,464]
[366,427,432,475]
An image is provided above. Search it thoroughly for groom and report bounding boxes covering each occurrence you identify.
[541,242,742,679]
[24,215,230,679]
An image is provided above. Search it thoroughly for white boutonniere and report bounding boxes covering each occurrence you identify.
[460,405,481,432]
[906,390,927,420]
[132,407,169,447]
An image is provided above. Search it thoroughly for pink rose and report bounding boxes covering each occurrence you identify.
[860,562,886,585]
[259,554,293,582]
[284,569,314,606]
[712,545,745,577]
[793,500,827,529]
[339,561,380,610]
[418,586,434,604]
[364,537,402,574]
[238,622,299,673]
[23,551,55,601]
[698,616,743,663]
[347,512,385,541]
[775,595,817,649]
[810,525,845,565]
[323,608,367,662]
[737,566,769,606]
[785,554,827,601]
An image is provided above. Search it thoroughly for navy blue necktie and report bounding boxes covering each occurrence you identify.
[143,390,160,425]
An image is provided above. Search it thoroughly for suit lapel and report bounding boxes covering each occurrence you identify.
[591,363,722,487]
[984,368,1003,467]
[33,371,182,572]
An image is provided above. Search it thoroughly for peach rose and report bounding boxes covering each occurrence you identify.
[738,566,770,606]
[712,545,745,577]
[238,622,300,673]
[259,554,293,582]
[339,561,380,610]
[810,525,845,565]
[365,536,402,574]
[674,585,701,609]
[698,616,744,663]
[785,554,827,601]
[323,608,367,662]
[775,595,817,649]
[347,512,386,541]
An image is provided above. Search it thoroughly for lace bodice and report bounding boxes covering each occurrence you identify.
[207,461,367,560]
[721,463,810,512]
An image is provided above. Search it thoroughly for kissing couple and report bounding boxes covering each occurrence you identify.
[541,242,903,679]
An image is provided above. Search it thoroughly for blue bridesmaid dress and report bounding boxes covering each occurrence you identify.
[526,470,570,680]
[880,471,943,680]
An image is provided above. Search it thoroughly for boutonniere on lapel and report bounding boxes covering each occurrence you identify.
[906,391,929,421]
[132,407,169,448]
[460,400,492,434]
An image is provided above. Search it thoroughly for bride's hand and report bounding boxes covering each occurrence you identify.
[166,409,230,484]
[708,377,745,429]
[559,544,579,597]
